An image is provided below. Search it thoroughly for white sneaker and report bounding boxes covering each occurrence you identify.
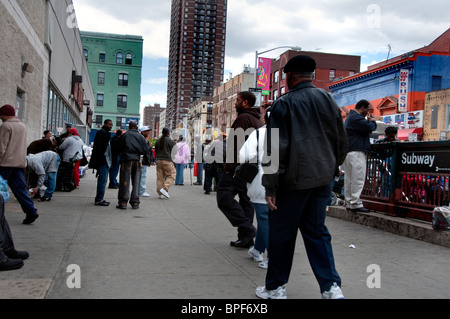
[256,285,287,299]
[158,195,165,199]
[160,188,170,199]
[322,283,344,299]
[258,258,268,269]
[141,192,150,197]
[248,246,264,262]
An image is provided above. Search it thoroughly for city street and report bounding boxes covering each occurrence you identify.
[0,166,449,300]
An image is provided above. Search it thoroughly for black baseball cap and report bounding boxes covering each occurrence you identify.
[283,55,316,73]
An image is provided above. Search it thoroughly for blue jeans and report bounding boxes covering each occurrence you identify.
[95,164,109,202]
[175,163,186,185]
[265,184,341,293]
[139,165,147,195]
[0,167,37,216]
[253,203,269,255]
[43,155,60,200]
[109,155,120,187]
[196,163,204,183]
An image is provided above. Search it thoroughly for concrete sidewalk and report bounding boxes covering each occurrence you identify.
[0,166,449,299]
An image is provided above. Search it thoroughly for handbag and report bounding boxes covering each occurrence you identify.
[234,130,259,183]
[80,150,88,166]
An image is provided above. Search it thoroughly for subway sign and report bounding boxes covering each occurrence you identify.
[398,150,450,173]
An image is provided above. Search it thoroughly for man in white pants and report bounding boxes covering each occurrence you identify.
[343,99,377,212]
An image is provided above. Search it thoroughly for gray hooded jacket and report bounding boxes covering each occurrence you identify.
[26,151,59,187]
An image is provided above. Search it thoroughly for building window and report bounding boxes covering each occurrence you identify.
[329,69,336,80]
[97,94,104,107]
[274,71,279,83]
[116,52,123,64]
[118,73,128,86]
[431,105,439,129]
[125,53,132,65]
[99,53,105,63]
[117,95,127,108]
[116,117,126,130]
[95,115,103,126]
[98,72,105,85]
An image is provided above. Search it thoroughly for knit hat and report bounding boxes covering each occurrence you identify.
[0,104,16,117]
[69,128,80,136]
[283,55,316,73]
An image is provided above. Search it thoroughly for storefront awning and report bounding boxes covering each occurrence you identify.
[397,128,423,140]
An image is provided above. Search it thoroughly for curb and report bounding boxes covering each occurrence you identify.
[327,206,450,248]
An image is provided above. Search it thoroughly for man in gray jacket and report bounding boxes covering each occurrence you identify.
[116,121,150,209]
[26,151,60,202]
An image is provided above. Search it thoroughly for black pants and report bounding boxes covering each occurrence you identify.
[216,172,255,239]
[204,163,222,192]
[0,194,14,259]
[118,160,141,207]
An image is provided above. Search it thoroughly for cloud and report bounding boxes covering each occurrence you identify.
[73,0,170,59]
[145,77,168,85]
[73,0,449,109]
[140,92,168,109]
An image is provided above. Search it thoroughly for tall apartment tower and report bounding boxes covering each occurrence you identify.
[166,0,228,130]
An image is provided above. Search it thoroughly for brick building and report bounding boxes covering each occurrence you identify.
[142,103,164,139]
[268,50,361,101]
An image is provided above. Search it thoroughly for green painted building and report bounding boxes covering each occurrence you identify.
[80,31,143,134]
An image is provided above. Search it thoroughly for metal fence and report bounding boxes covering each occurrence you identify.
[361,141,450,222]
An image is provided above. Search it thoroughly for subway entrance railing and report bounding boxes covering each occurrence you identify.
[361,141,450,222]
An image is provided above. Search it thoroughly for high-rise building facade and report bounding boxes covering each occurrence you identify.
[166,0,227,130]
[142,103,164,139]
[80,31,143,135]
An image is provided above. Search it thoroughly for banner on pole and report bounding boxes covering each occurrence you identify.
[257,57,271,95]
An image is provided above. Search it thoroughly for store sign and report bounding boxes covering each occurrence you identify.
[126,118,140,126]
[398,150,450,173]
[398,69,409,112]
[383,111,423,129]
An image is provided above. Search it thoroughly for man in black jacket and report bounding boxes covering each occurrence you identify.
[89,119,113,206]
[344,99,377,213]
[217,91,264,249]
[116,121,150,210]
[257,55,348,299]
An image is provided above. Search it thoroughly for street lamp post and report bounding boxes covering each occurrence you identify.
[254,45,302,89]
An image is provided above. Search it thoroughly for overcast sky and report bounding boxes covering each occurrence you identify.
[72,0,449,111]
